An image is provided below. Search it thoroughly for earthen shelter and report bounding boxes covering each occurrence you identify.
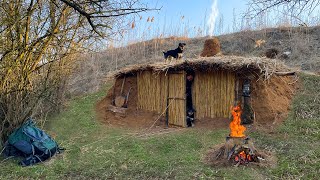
[106,56,296,128]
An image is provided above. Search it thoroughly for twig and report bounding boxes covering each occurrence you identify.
[215,151,223,159]
[0,146,6,155]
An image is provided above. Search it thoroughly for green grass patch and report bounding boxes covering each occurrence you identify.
[252,73,320,179]
[1,74,320,179]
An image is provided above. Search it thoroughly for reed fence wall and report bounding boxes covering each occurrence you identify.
[193,70,235,119]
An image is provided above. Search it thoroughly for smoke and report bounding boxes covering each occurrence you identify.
[207,0,219,36]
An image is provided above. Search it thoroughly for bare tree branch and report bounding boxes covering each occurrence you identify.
[0,0,159,143]
[59,0,160,37]
[249,0,320,16]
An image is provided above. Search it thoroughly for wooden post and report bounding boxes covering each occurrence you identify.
[166,74,169,128]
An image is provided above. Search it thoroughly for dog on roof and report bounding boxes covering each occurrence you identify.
[163,43,186,60]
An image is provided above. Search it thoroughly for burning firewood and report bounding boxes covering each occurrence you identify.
[204,104,270,167]
[226,104,262,165]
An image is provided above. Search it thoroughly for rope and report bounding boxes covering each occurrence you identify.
[145,98,174,131]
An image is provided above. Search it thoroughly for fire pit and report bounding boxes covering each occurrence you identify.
[226,104,262,165]
[204,103,269,167]
[225,136,261,166]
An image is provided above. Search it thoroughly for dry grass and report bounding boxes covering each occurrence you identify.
[69,25,320,96]
[110,55,293,80]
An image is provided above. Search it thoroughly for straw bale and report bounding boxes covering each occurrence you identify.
[200,38,221,57]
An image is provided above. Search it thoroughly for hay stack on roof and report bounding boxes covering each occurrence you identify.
[200,38,221,57]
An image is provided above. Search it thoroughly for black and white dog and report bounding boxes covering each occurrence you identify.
[163,43,186,60]
[186,108,195,127]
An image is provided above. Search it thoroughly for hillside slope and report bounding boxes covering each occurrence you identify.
[69,26,320,95]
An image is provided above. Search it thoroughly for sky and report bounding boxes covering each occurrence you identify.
[143,0,248,35]
[115,0,320,45]
[121,0,248,43]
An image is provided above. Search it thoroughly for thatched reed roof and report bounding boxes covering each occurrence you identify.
[109,56,295,79]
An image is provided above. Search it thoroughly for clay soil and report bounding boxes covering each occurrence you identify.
[251,75,298,132]
[96,95,165,129]
[194,117,229,129]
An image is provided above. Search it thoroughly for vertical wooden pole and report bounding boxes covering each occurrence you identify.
[166,74,169,128]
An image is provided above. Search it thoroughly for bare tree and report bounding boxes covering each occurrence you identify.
[0,0,158,143]
[249,0,320,16]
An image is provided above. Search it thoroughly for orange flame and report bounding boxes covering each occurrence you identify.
[229,104,246,137]
[235,151,253,163]
[239,151,246,159]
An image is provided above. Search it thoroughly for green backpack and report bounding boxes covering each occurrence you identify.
[3,118,63,166]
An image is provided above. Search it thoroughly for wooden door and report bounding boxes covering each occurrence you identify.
[167,71,186,127]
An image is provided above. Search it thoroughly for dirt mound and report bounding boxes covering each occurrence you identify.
[200,38,221,57]
[203,143,277,168]
[251,75,297,131]
[95,95,165,130]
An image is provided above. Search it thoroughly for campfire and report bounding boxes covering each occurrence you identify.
[225,103,262,166]
[205,103,266,167]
